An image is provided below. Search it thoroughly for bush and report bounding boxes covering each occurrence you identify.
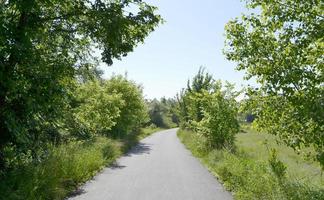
[147,98,179,128]
[0,137,120,200]
[72,80,124,137]
[71,75,148,138]
[178,129,324,200]
[268,148,287,180]
[104,75,149,137]
[194,82,239,149]
[176,68,240,149]
[148,99,165,127]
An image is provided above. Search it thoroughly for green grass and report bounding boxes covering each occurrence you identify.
[0,127,163,200]
[236,128,323,186]
[177,128,324,200]
[138,126,165,140]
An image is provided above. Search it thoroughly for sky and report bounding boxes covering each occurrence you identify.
[100,0,255,100]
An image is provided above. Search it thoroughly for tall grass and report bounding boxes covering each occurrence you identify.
[0,137,120,200]
[177,129,324,200]
[0,127,162,200]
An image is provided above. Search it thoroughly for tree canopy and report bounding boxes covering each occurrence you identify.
[177,68,240,150]
[0,0,161,170]
[224,0,323,166]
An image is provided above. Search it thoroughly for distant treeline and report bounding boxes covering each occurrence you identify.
[146,97,179,129]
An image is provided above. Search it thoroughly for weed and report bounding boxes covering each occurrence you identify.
[177,129,324,200]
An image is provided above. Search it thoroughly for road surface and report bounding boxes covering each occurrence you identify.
[69,128,232,200]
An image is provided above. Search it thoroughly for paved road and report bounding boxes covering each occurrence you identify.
[69,128,232,200]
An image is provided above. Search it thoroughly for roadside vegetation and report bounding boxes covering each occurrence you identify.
[0,73,165,200]
[175,66,323,199]
[176,0,323,199]
[224,0,323,166]
[0,126,160,200]
[146,97,179,129]
[1,0,322,200]
[178,128,324,200]
[0,1,162,200]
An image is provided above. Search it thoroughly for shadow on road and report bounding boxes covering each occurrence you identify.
[68,188,86,198]
[67,141,152,199]
[109,162,126,170]
[126,142,152,157]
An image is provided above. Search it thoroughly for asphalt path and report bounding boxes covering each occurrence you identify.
[69,128,232,200]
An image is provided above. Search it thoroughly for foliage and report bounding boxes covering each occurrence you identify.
[177,68,240,149]
[177,67,214,127]
[0,0,162,171]
[104,75,149,136]
[147,97,179,128]
[72,80,124,137]
[224,0,324,166]
[71,75,149,138]
[186,67,214,122]
[187,67,214,93]
[178,129,324,200]
[0,124,162,200]
[194,82,240,149]
[0,137,120,200]
[268,148,287,180]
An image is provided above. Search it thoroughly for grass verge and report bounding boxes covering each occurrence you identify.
[0,127,163,200]
[138,127,165,140]
[177,129,324,200]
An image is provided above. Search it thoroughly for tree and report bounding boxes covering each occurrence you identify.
[71,75,148,138]
[72,80,124,137]
[147,98,179,128]
[187,67,214,122]
[0,0,161,170]
[177,68,240,149]
[224,0,323,166]
[105,75,149,137]
[195,82,240,149]
[176,88,190,127]
[177,67,214,127]
[148,99,166,128]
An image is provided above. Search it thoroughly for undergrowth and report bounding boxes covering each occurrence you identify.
[0,127,162,200]
[177,129,324,200]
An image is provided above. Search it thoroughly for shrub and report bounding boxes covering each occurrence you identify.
[195,83,239,149]
[178,129,324,200]
[268,148,287,180]
[0,137,120,200]
[147,98,179,128]
[104,75,149,137]
[71,75,148,138]
[176,68,240,149]
[148,99,165,127]
[72,80,124,137]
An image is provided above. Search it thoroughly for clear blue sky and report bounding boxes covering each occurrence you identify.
[100,0,254,99]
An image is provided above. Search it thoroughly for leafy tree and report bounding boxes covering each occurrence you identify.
[176,89,190,127]
[72,75,148,138]
[187,67,214,122]
[177,67,214,127]
[147,98,179,128]
[72,80,124,137]
[194,81,240,149]
[105,75,149,137]
[147,99,165,127]
[0,0,161,170]
[187,67,214,94]
[177,68,240,149]
[76,64,104,83]
[167,99,181,126]
[224,0,323,165]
